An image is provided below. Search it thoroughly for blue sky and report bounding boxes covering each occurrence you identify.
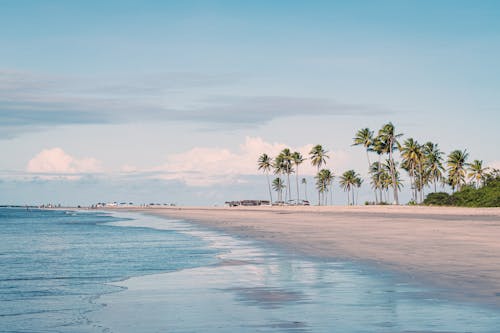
[1,0,499,205]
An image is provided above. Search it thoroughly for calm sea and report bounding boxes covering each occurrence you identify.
[1,207,500,332]
[0,208,218,332]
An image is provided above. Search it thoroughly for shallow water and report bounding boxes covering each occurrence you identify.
[1,208,500,332]
[93,213,500,333]
[0,208,218,332]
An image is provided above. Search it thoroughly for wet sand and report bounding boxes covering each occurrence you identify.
[120,205,500,307]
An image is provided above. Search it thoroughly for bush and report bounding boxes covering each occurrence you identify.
[423,192,453,206]
[423,178,500,207]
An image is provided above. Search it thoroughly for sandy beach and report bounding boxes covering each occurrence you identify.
[120,205,500,307]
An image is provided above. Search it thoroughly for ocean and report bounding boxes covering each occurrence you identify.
[1,207,500,332]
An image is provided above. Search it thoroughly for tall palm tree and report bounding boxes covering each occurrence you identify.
[354,174,363,205]
[301,178,308,201]
[292,151,305,203]
[272,177,286,203]
[369,161,384,203]
[339,170,361,205]
[400,138,422,203]
[315,169,333,206]
[383,159,404,201]
[369,137,386,204]
[279,148,294,202]
[377,123,403,204]
[423,142,444,193]
[273,154,286,200]
[353,128,375,202]
[257,153,273,203]
[309,145,329,205]
[468,159,488,188]
[447,149,469,192]
[353,128,374,164]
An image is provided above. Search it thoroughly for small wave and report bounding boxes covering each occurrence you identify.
[0,276,115,282]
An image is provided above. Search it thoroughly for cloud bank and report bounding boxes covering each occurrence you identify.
[155,137,350,186]
[0,69,391,138]
[14,138,350,186]
[26,148,102,178]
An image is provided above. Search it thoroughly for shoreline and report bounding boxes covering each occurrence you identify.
[94,208,500,332]
[113,205,500,308]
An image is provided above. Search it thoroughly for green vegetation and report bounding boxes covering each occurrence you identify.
[256,122,498,207]
[315,168,334,206]
[424,171,500,207]
[339,170,362,205]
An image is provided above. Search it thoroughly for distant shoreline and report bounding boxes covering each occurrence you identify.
[112,205,500,309]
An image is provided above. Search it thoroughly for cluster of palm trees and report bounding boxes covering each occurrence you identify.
[258,149,307,204]
[353,122,492,204]
[258,145,363,206]
[339,170,363,205]
[258,122,492,206]
[353,124,403,204]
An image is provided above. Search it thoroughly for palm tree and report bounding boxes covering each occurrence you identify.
[273,154,286,200]
[369,137,386,204]
[272,177,286,203]
[353,127,374,164]
[354,174,363,205]
[353,128,375,202]
[315,169,334,206]
[400,138,423,203]
[447,149,469,192]
[339,170,361,205]
[309,145,329,205]
[257,153,273,203]
[369,162,384,203]
[484,168,500,186]
[292,151,305,203]
[468,159,488,188]
[301,178,308,201]
[383,159,404,201]
[279,148,294,202]
[377,123,403,204]
[423,142,444,193]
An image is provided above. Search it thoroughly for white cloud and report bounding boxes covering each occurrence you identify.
[26,148,102,178]
[154,137,351,186]
[17,139,353,185]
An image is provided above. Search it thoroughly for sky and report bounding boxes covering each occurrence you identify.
[1,0,499,206]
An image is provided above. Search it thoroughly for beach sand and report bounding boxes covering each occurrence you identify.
[121,205,500,307]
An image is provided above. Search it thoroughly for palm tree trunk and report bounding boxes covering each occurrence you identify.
[295,166,300,204]
[409,171,415,202]
[265,172,273,204]
[366,151,376,203]
[287,173,292,203]
[418,162,423,204]
[330,184,333,206]
[317,167,321,206]
[352,186,355,206]
[389,144,399,205]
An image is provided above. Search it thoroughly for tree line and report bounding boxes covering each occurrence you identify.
[258,145,362,206]
[258,122,496,206]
